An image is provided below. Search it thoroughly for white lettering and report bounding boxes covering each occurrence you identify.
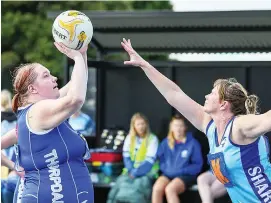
[248,167,261,176]
[260,190,271,202]
[44,149,64,202]
[256,184,269,195]
[44,149,57,159]
[247,167,271,202]
[49,168,61,178]
[252,174,266,186]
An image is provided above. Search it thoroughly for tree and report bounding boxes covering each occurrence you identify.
[1,1,172,89]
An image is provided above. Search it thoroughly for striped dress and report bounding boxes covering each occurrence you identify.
[206,118,271,203]
[14,104,93,203]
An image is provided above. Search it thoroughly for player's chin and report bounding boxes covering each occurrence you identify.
[203,105,209,113]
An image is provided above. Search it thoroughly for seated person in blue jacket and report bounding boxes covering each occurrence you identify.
[68,110,95,136]
[122,112,159,178]
[152,115,203,203]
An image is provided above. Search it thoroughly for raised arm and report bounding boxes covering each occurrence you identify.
[121,38,211,133]
[29,43,88,131]
[58,46,88,98]
[235,110,271,140]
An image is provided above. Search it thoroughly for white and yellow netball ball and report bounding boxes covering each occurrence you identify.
[52,10,93,50]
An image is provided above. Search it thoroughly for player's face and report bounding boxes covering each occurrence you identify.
[31,65,60,99]
[204,86,221,114]
[171,119,186,140]
[134,118,147,137]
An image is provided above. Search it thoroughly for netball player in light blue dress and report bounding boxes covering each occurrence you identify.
[121,38,271,203]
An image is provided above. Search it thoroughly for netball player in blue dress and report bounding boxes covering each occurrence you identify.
[1,42,94,203]
[121,38,271,203]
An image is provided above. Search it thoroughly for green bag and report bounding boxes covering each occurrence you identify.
[107,174,153,203]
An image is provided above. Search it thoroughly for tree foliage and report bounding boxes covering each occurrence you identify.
[1,1,172,89]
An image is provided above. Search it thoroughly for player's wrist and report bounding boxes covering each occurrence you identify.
[74,54,84,61]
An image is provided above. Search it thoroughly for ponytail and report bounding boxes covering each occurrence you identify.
[12,93,20,112]
[245,94,259,114]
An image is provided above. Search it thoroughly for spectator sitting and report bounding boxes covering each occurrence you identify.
[1,89,19,203]
[152,115,203,203]
[1,89,17,137]
[1,89,17,162]
[107,112,159,203]
[68,110,95,136]
[122,112,159,178]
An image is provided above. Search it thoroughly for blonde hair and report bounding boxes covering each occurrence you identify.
[129,113,150,139]
[214,78,259,115]
[167,115,186,150]
[1,89,12,111]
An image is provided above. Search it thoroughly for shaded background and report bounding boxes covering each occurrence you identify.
[2,2,271,203]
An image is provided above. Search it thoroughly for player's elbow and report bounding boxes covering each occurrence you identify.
[65,95,85,110]
[67,87,86,107]
[70,97,84,108]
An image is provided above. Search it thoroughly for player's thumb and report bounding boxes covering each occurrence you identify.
[124,61,137,66]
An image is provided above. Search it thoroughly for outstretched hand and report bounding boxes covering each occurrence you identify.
[121,38,146,67]
[54,42,82,60]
